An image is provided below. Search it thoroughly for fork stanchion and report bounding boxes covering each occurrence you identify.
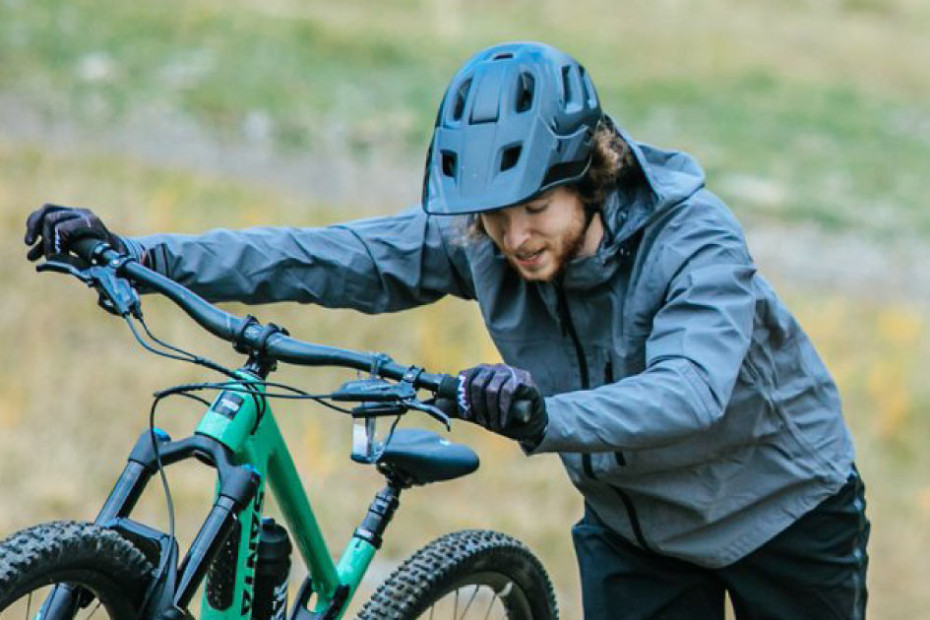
[173,467,262,610]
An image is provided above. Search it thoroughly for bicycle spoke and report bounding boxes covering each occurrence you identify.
[84,600,103,619]
[4,587,110,620]
[482,591,497,620]
[416,582,518,620]
[457,585,480,619]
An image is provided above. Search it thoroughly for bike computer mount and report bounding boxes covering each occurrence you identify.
[331,366,450,464]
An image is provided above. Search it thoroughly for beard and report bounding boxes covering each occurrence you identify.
[504,208,589,282]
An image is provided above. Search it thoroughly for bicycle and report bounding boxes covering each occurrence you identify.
[0,238,558,620]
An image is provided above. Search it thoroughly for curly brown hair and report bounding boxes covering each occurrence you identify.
[573,117,639,209]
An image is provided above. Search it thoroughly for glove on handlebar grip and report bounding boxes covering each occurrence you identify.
[437,374,460,403]
[436,374,533,424]
[71,237,108,262]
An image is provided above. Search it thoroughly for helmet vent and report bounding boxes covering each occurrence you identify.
[452,79,472,122]
[426,42,603,215]
[500,145,522,172]
[441,151,457,178]
[515,73,535,113]
[580,68,597,107]
[561,66,574,108]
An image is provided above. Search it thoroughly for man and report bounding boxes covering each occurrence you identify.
[25,42,868,618]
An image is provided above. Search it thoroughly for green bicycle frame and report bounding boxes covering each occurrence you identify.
[89,371,383,620]
[189,378,378,619]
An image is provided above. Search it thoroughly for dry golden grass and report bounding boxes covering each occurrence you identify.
[2,142,929,617]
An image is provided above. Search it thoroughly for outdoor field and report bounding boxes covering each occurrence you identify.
[0,0,928,616]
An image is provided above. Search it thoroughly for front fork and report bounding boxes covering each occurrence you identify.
[44,432,408,620]
[43,429,262,620]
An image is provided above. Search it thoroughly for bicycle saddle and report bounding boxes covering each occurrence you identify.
[376,429,479,485]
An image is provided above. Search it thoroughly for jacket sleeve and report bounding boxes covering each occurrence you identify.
[534,226,756,453]
[127,207,475,312]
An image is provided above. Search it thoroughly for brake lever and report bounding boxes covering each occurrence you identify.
[36,257,95,283]
[37,259,142,318]
[405,399,451,430]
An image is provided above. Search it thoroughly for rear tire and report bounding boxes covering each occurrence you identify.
[0,520,154,619]
[358,529,558,619]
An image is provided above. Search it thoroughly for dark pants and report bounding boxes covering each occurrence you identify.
[572,471,870,619]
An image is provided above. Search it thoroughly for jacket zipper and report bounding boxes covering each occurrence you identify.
[554,284,651,551]
[555,285,594,475]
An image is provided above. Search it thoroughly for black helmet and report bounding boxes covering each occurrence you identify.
[422,41,602,215]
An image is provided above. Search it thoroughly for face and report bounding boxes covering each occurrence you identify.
[479,187,589,282]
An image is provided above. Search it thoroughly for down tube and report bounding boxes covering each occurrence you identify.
[260,413,343,605]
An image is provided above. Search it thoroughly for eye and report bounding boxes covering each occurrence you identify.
[525,201,550,215]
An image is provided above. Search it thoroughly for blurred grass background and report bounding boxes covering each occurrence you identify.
[1,0,929,617]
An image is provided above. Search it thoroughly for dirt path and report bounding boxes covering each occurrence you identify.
[3,93,928,309]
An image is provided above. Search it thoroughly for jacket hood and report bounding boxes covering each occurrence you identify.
[605,120,706,246]
[560,120,706,289]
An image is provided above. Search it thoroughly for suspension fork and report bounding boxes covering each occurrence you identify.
[58,430,263,619]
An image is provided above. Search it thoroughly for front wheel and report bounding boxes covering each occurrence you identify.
[0,520,154,620]
[358,530,558,619]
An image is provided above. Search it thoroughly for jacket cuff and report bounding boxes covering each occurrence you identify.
[525,396,599,454]
[521,399,571,454]
[518,421,548,455]
[121,236,143,261]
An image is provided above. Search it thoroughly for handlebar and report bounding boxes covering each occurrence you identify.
[70,238,449,390]
[67,238,531,422]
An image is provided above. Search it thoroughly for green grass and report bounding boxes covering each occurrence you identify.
[619,76,930,235]
[2,0,928,235]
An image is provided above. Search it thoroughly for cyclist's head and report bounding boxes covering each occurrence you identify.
[421,41,603,217]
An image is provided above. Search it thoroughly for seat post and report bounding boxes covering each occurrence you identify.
[353,483,402,550]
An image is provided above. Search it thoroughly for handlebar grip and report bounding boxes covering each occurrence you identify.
[437,373,460,401]
[435,373,533,424]
[71,237,108,263]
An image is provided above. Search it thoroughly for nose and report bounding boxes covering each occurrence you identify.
[503,215,532,251]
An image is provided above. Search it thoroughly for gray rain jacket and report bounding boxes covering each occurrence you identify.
[131,126,855,568]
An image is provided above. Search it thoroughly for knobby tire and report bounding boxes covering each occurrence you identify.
[0,521,153,620]
[358,529,558,620]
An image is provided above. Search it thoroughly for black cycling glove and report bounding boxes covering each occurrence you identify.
[456,363,548,447]
[25,204,127,262]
